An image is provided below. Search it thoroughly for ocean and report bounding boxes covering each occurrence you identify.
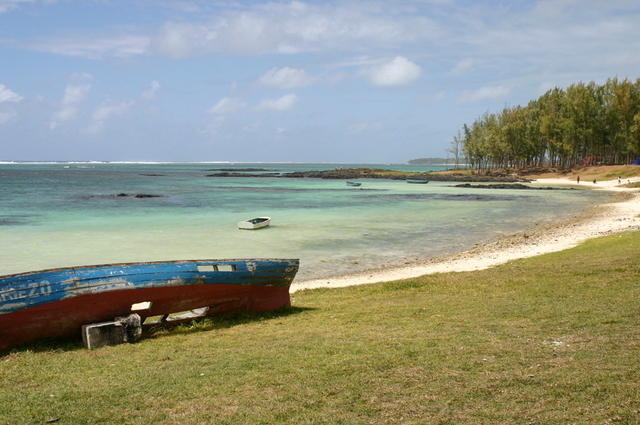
[0,163,610,280]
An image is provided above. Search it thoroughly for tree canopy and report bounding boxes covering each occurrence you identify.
[457,78,640,170]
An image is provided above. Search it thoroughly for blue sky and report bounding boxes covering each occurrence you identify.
[1,0,639,162]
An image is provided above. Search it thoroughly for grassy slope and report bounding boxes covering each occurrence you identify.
[1,231,639,424]
[524,165,640,181]
[429,165,640,180]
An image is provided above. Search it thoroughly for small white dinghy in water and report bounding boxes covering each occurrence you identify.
[238,216,271,230]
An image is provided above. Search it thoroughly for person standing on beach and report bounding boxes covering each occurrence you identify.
[577,176,580,184]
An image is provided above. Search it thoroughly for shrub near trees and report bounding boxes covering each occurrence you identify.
[458,78,640,171]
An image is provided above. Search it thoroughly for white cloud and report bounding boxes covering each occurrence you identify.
[11,0,640,100]
[0,0,34,13]
[49,78,163,132]
[152,22,199,58]
[62,83,89,105]
[50,74,92,129]
[450,58,473,75]
[458,85,511,103]
[329,55,387,69]
[208,97,245,115]
[20,3,440,59]
[92,101,132,122]
[258,67,313,89]
[31,35,150,59]
[150,2,440,57]
[88,100,134,133]
[454,1,640,75]
[257,93,298,111]
[367,56,422,86]
[0,83,23,103]
[141,80,160,100]
[16,2,442,58]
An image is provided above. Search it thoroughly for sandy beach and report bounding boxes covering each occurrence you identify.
[291,176,640,292]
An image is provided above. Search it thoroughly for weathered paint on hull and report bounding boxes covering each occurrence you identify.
[1,284,289,350]
[0,259,298,351]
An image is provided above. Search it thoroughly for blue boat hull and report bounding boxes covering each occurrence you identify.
[0,258,299,350]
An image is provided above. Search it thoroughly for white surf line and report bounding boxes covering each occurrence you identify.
[291,178,640,293]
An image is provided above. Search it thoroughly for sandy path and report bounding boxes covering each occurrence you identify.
[290,177,640,292]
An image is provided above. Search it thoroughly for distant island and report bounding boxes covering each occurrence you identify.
[407,157,455,165]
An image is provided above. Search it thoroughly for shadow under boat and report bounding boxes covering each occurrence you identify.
[4,306,314,354]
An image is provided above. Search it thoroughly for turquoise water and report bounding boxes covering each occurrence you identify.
[0,163,609,280]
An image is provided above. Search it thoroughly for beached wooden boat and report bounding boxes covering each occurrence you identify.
[346,181,362,187]
[238,217,271,230]
[406,179,429,184]
[0,258,299,350]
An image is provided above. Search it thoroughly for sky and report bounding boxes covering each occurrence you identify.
[1,0,639,163]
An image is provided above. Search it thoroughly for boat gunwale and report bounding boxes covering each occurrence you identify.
[3,272,294,303]
[0,258,299,280]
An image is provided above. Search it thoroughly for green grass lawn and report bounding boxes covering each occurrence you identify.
[2,231,639,424]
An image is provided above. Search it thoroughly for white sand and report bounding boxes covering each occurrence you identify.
[291,177,640,293]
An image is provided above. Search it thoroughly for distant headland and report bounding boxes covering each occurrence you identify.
[206,167,529,182]
[407,157,456,165]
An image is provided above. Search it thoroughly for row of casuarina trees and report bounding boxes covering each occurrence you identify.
[452,78,640,171]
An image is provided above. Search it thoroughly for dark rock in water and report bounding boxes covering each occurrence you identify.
[206,167,530,182]
[134,193,163,198]
[454,183,573,190]
[0,215,32,226]
[114,193,164,198]
[139,173,166,176]
[206,172,281,177]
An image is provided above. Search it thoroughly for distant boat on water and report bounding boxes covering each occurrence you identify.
[346,181,362,187]
[238,216,271,230]
[406,179,429,184]
[0,258,299,350]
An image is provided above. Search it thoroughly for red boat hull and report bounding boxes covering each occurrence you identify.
[0,283,289,351]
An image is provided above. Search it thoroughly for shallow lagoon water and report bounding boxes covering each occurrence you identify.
[0,163,610,280]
